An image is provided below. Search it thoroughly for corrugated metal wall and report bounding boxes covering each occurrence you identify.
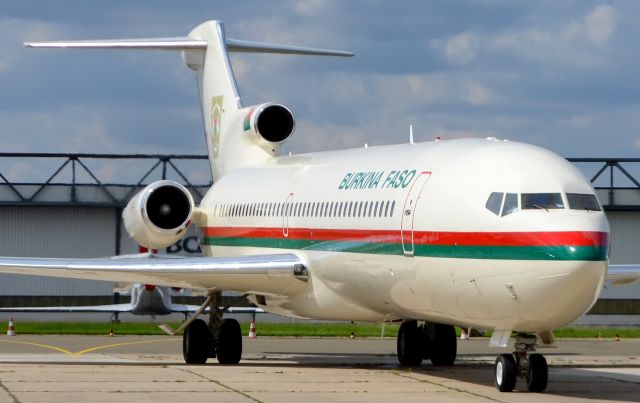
[600,211,640,299]
[608,211,640,264]
[0,206,116,295]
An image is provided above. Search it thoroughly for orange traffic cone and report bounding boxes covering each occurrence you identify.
[248,317,257,339]
[6,318,15,336]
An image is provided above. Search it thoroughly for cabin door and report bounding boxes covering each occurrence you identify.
[401,171,432,256]
[282,192,294,237]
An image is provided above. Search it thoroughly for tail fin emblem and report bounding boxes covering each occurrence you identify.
[211,95,224,158]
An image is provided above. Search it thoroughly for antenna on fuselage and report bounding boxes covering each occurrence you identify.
[409,124,414,145]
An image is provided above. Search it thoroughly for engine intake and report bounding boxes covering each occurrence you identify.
[123,180,194,249]
[243,102,295,146]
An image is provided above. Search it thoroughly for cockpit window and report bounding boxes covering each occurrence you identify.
[486,192,504,215]
[567,193,601,211]
[521,193,564,210]
[502,193,519,216]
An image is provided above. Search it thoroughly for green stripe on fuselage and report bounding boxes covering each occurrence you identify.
[201,236,607,261]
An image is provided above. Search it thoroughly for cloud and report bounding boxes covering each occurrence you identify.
[585,4,616,46]
[431,32,480,64]
[0,17,68,74]
[294,0,331,17]
[431,4,618,69]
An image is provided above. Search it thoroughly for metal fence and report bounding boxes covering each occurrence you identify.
[0,153,212,207]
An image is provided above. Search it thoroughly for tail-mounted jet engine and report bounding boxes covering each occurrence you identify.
[242,102,295,149]
[123,180,195,249]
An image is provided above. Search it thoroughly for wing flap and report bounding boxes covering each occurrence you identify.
[0,254,308,295]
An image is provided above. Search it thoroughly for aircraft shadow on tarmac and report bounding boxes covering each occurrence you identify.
[407,363,640,401]
[6,354,639,400]
[251,352,640,400]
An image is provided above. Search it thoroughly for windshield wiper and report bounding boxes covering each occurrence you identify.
[532,204,549,212]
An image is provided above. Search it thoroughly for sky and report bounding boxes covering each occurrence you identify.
[1,1,639,183]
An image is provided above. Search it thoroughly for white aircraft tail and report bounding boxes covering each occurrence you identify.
[25,20,353,180]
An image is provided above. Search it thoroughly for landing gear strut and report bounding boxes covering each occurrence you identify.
[182,291,242,365]
[397,320,457,367]
[494,333,548,393]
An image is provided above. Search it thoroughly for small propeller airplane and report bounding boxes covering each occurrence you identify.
[0,282,260,321]
[0,20,638,393]
[0,283,199,320]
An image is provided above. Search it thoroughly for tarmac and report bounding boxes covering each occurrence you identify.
[0,335,638,402]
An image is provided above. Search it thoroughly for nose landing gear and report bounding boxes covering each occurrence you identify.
[494,333,548,393]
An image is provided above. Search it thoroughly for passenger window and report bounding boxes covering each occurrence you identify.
[378,201,384,217]
[486,192,504,216]
[567,193,600,211]
[502,193,519,216]
[384,201,389,217]
[390,201,396,217]
[522,193,564,210]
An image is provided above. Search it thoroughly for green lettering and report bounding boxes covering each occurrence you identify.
[339,173,352,189]
[371,171,383,188]
[383,171,396,188]
[402,170,417,188]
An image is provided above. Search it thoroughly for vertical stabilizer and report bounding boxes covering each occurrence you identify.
[183,21,248,181]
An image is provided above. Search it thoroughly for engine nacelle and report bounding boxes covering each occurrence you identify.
[242,102,295,147]
[122,180,195,249]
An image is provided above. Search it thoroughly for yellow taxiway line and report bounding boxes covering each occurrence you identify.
[0,338,180,356]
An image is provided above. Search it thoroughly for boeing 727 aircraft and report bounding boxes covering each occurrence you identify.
[0,20,638,393]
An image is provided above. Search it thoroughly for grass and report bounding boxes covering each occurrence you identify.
[2,321,640,338]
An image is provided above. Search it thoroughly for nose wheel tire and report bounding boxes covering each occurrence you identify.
[183,319,210,364]
[526,353,548,392]
[495,354,517,392]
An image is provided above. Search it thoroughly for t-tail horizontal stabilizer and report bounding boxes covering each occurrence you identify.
[24,37,354,57]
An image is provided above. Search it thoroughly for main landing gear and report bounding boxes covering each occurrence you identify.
[182,291,242,365]
[494,334,548,393]
[397,320,457,367]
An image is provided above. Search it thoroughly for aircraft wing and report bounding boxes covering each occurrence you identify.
[0,304,134,313]
[607,264,640,285]
[0,254,308,296]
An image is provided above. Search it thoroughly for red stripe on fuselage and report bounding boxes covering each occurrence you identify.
[202,227,608,247]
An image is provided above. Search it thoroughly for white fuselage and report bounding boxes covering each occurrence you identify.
[198,138,608,333]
